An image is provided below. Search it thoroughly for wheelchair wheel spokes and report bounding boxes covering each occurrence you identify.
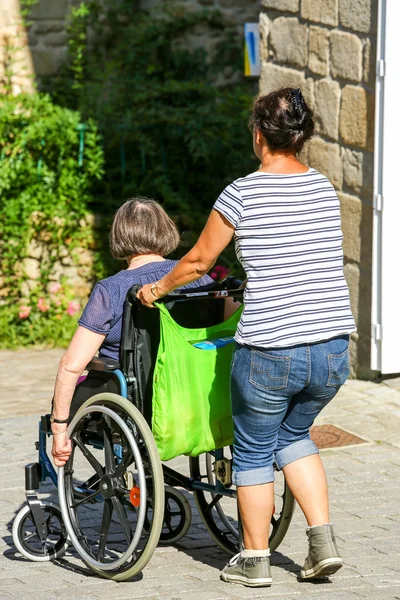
[98,498,112,561]
[58,393,164,581]
[205,453,237,537]
[158,486,192,545]
[72,432,104,478]
[189,450,296,556]
[61,406,146,568]
[102,419,117,473]
[268,468,296,552]
[190,449,239,555]
[12,501,69,561]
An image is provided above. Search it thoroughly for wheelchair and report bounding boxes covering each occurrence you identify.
[12,278,295,581]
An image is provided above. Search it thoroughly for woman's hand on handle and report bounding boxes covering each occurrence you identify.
[137,283,162,308]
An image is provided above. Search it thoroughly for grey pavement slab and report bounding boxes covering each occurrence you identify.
[1,350,400,599]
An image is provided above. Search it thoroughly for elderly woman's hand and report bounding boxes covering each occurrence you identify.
[138,282,165,308]
[52,426,72,467]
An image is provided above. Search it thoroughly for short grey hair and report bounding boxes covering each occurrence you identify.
[109,198,180,260]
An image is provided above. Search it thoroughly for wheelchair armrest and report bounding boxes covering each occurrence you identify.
[41,414,51,433]
[86,356,121,372]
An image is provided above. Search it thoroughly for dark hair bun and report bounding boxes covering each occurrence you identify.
[250,87,314,153]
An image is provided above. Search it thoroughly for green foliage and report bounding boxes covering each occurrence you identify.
[55,1,257,254]
[20,0,39,28]
[0,93,104,334]
[67,2,91,92]
[0,0,39,93]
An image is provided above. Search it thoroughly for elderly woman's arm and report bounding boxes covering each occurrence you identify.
[138,210,235,307]
[51,326,105,466]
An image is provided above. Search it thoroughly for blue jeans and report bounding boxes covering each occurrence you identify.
[231,335,350,486]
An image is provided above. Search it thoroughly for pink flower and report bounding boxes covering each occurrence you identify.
[37,297,49,312]
[67,300,80,316]
[55,299,62,307]
[48,282,62,294]
[210,265,230,281]
[214,265,230,279]
[19,305,31,319]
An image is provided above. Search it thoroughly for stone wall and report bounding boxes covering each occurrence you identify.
[0,213,101,306]
[0,0,35,93]
[0,0,260,85]
[259,0,377,378]
[20,214,101,301]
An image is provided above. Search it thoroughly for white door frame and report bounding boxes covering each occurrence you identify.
[371,0,400,373]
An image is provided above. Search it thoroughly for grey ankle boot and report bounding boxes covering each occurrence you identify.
[300,523,343,580]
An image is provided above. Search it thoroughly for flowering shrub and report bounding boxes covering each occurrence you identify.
[0,92,103,348]
[0,284,81,348]
[0,93,103,299]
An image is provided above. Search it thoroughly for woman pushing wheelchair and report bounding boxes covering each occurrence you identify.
[138,88,356,587]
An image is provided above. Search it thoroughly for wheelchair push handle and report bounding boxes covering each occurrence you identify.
[128,276,244,305]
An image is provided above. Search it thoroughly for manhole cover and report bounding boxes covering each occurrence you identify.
[310,424,367,449]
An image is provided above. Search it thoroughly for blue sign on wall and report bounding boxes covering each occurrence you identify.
[244,23,260,77]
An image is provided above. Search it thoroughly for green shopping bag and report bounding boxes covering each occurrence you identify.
[152,303,243,461]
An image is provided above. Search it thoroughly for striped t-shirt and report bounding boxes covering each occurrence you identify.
[213,168,356,348]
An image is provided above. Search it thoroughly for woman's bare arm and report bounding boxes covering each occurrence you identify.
[51,326,105,466]
[138,210,235,307]
[52,326,106,420]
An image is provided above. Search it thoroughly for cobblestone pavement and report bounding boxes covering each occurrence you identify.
[1,349,400,600]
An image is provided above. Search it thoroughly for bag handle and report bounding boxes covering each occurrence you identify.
[155,300,243,334]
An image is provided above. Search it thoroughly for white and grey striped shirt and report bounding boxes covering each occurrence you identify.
[213,168,356,348]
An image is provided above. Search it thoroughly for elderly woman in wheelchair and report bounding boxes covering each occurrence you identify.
[12,197,295,581]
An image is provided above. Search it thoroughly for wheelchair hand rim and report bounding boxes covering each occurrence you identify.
[58,404,147,571]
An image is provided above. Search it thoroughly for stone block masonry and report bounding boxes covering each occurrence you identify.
[0,0,261,87]
[260,0,377,378]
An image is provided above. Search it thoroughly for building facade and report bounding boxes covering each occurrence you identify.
[259,0,378,377]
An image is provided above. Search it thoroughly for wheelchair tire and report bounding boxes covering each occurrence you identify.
[12,501,68,561]
[189,451,295,555]
[159,486,192,545]
[58,393,164,581]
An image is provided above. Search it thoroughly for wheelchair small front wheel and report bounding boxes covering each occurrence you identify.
[158,486,192,545]
[12,501,68,561]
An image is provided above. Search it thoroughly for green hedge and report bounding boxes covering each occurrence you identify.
[0,92,104,348]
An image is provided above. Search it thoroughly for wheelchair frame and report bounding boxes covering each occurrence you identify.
[12,280,295,579]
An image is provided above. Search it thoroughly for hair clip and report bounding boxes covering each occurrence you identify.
[290,88,303,114]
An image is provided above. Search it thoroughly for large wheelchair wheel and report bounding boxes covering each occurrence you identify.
[189,448,295,555]
[58,393,164,581]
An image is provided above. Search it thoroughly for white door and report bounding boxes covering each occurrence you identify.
[371,0,400,373]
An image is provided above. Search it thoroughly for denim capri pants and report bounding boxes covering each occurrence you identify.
[231,335,350,486]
